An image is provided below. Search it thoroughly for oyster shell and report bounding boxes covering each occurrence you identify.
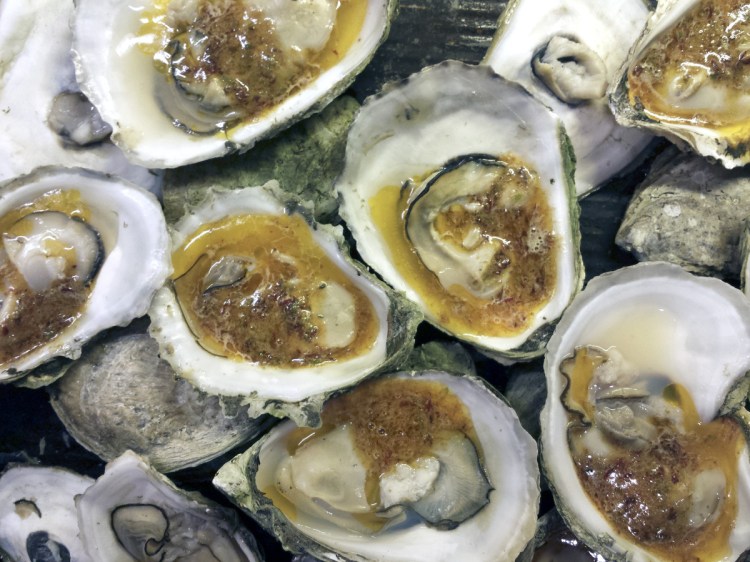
[77,451,261,562]
[149,182,420,425]
[0,0,160,192]
[0,167,170,384]
[49,326,273,473]
[73,0,396,168]
[542,262,750,560]
[0,465,94,562]
[610,0,750,167]
[336,61,584,361]
[214,350,540,562]
[484,0,654,196]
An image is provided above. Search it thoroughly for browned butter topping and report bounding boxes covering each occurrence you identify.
[172,213,379,368]
[369,154,558,338]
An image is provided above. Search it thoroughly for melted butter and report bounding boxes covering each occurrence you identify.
[628,0,750,134]
[171,213,379,368]
[265,378,481,531]
[137,0,367,127]
[368,154,558,338]
[563,348,744,561]
[0,190,93,368]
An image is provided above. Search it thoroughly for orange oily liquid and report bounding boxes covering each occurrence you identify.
[171,213,379,368]
[138,0,367,124]
[628,0,750,141]
[564,348,744,561]
[0,190,93,366]
[269,378,481,531]
[369,155,558,338]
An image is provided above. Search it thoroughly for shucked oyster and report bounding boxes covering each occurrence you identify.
[77,451,261,562]
[485,0,654,196]
[611,0,750,167]
[0,466,93,562]
[336,61,583,361]
[149,182,420,425]
[73,0,396,168]
[214,357,540,561]
[542,263,750,560]
[0,167,170,384]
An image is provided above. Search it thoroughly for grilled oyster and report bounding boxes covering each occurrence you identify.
[149,181,420,426]
[542,262,750,560]
[336,61,583,362]
[214,346,540,562]
[77,451,261,562]
[73,0,396,168]
[0,167,170,384]
[485,0,654,196]
[0,465,94,562]
[611,0,750,167]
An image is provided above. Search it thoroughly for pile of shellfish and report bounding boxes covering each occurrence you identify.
[2,0,750,560]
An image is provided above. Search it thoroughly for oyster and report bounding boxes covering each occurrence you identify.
[73,0,396,168]
[0,167,170,384]
[484,0,654,196]
[214,351,540,561]
[77,451,261,562]
[149,182,420,425]
[0,0,160,192]
[0,465,94,562]
[49,326,273,473]
[610,0,750,167]
[336,61,584,361]
[542,262,750,560]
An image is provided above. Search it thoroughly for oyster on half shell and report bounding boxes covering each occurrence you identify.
[542,263,750,561]
[0,167,170,385]
[611,0,750,167]
[336,61,583,362]
[149,182,420,426]
[485,0,654,196]
[214,354,540,562]
[73,0,396,168]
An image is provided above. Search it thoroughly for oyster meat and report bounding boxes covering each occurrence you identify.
[611,0,750,167]
[485,0,654,196]
[73,0,396,168]
[542,262,750,561]
[149,182,420,425]
[77,451,262,562]
[336,61,583,361]
[214,360,540,562]
[0,167,170,384]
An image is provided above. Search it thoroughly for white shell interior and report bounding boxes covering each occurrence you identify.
[73,0,392,168]
[542,262,750,561]
[337,62,579,354]
[484,0,653,196]
[252,371,540,562]
[0,466,94,562]
[148,184,391,401]
[0,168,170,380]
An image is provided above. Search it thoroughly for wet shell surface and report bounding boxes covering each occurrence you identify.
[542,262,750,561]
[336,61,583,361]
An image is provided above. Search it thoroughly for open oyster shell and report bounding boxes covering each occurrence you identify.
[0,465,93,562]
[0,167,170,384]
[49,326,273,473]
[149,182,421,426]
[77,451,262,562]
[214,357,540,562]
[542,262,750,560]
[610,0,750,167]
[484,0,654,197]
[73,0,396,168]
[336,61,584,362]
